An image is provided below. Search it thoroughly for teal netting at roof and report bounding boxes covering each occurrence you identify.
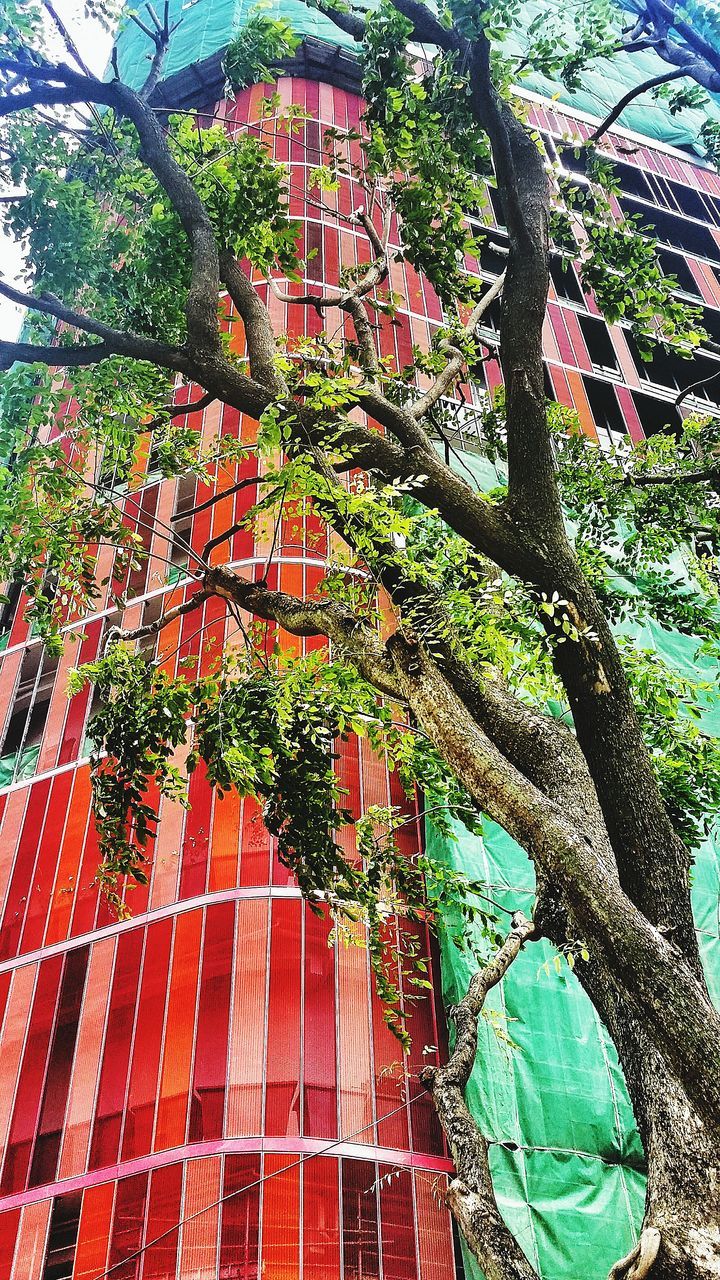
[112,0,358,90]
[426,450,720,1278]
[113,0,720,155]
[511,0,720,155]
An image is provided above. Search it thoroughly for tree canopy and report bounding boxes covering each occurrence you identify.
[3,1,720,1276]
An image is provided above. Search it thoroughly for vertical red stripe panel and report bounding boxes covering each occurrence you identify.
[303,905,337,1139]
[303,1157,341,1280]
[29,944,89,1186]
[1,953,63,1194]
[121,917,174,1161]
[220,1154,261,1279]
[342,1158,381,1279]
[89,928,145,1171]
[141,1161,183,1279]
[107,1172,149,1280]
[262,1153,301,1280]
[265,898,302,1137]
[189,900,234,1142]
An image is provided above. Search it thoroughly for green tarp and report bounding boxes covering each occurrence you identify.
[427,463,720,1277]
[113,0,720,156]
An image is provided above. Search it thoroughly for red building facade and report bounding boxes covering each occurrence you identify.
[0,74,462,1280]
[1,48,720,1280]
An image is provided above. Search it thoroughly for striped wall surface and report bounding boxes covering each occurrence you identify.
[1,73,720,1278]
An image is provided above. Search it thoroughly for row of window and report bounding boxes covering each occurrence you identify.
[561,148,720,233]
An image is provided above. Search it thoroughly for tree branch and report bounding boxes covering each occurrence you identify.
[619,467,720,488]
[589,67,691,144]
[0,60,221,353]
[0,277,192,373]
[420,911,539,1280]
[608,1227,662,1280]
[311,0,367,42]
[104,588,208,654]
[676,364,720,407]
[219,249,285,391]
[411,271,505,419]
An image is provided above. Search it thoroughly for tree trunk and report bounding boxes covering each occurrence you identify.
[581,969,720,1279]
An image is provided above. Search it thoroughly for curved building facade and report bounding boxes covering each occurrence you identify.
[0,69,462,1280]
[2,8,720,1280]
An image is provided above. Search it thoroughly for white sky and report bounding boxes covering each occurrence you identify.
[0,1,115,339]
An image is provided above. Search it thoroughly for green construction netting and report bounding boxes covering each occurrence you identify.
[113,0,720,155]
[427,455,720,1279]
[112,0,358,90]
[509,0,720,155]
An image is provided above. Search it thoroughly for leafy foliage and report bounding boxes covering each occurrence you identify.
[223,9,300,92]
[3,0,720,1057]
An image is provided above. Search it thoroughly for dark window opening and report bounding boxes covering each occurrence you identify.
[138,593,164,663]
[665,178,714,224]
[626,334,720,411]
[98,442,132,493]
[583,376,626,437]
[84,609,122,753]
[619,196,720,264]
[658,248,702,298]
[631,389,682,438]
[559,145,589,177]
[609,158,652,202]
[147,431,162,477]
[0,577,22,639]
[578,314,618,371]
[168,475,197,582]
[1,646,58,765]
[549,254,585,304]
[485,182,506,229]
[476,296,502,335]
[702,307,720,345]
[42,1193,81,1280]
[478,231,509,278]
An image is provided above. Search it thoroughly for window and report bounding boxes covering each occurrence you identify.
[137,593,164,663]
[631,389,682,438]
[168,475,197,583]
[578,314,618,372]
[619,196,720,264]
[664,178,714,224]
[478,231,509,278]
[701,307,720,345]
[658,248,702,299]
[83,609,122,756]
[610,158,652,202]
[583,376,627,439]
[549,254,585,305]
[485,182,506,229]
[0,577,22,648]
[42,1193,81,1280]
[0,647,58,784]
[625,334,720,413]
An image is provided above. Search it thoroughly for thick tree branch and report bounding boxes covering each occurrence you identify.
[311,1,367,42]
[0,277,192,373]
[608,1228,662,1280]
[0,59,221,353]
[219,249,285,391]
[198,565,720,1127]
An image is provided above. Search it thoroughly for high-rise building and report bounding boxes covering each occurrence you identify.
[0,5,719,1278]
